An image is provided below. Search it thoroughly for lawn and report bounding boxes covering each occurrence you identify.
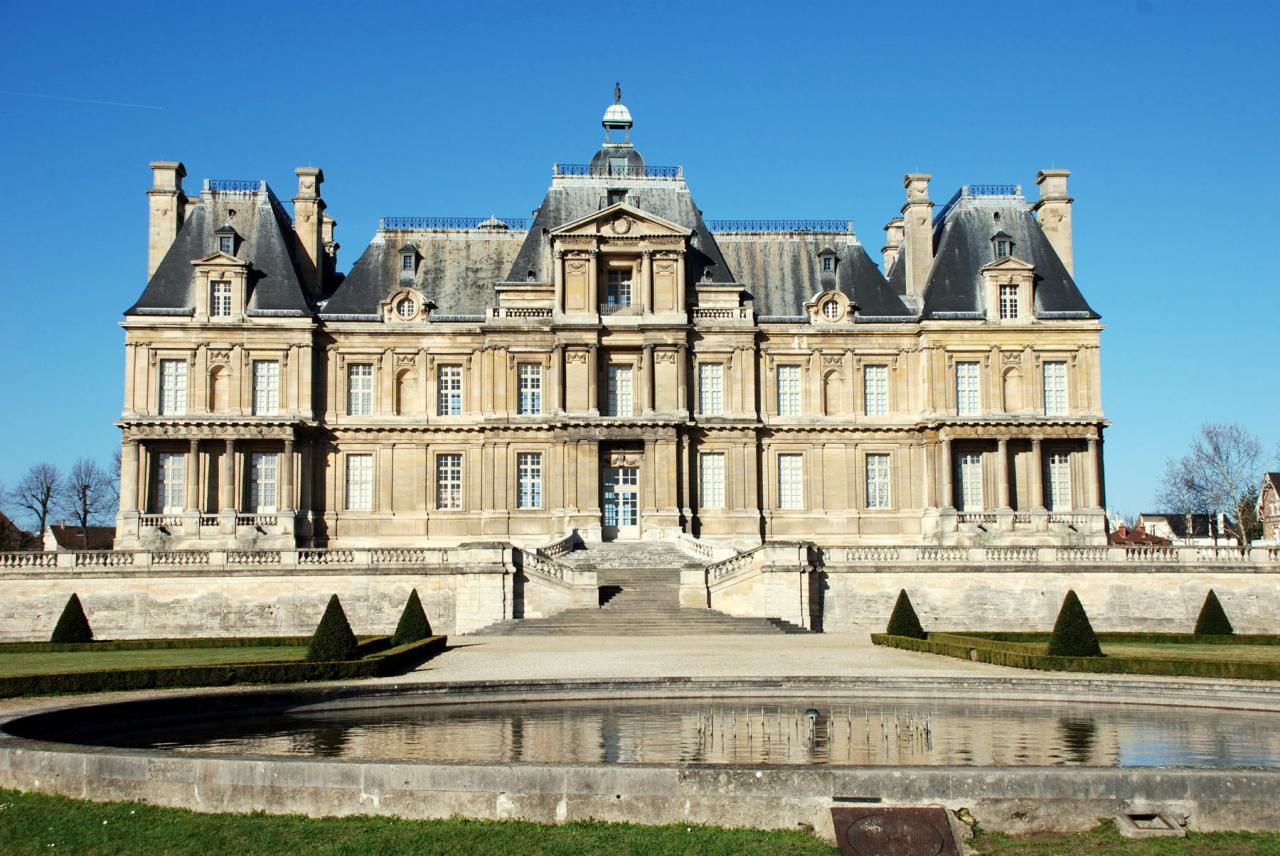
[1100,642,1280,664]
[1,790,1279,855]
[0,646,307,678]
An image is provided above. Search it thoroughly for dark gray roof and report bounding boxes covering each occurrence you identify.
[921,196,1097,320]
[126,187,311,317]
[324,228,525,317]
[1138,513,1235,538]
[715,233,911,317]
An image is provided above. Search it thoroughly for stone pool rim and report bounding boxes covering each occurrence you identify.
[2,675,1280,838]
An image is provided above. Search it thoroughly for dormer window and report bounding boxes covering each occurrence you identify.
[396,297,416,320]
[210,281,232,317]
[999,284,1019,319]
[822,256,834,272]
[822,300,840,320]
[992,231,1013,259]
[215,224,239,256]
[400,246,418,274]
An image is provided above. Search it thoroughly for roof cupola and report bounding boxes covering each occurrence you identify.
[602,82,633,144]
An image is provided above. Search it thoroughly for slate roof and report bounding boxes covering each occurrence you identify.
[1137,513,1235,539]
[126,185,312,317]
[922,195,1097,320]
[45,524,116,550]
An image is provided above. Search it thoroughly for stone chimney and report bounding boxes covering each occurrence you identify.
[901,173,934,298]
[321,213,339,283]
[881,217,904,274]
[147,161,186,279]
[292,167,326,293]
[1033,169,1073,276]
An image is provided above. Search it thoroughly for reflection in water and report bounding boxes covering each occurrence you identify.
[109,697,1280,768]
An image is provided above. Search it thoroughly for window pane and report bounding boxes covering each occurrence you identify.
[863,365,888,416]
[607,365,632,416]
[252,361,279,416]
[159,359,187,415]
[1048,451,1072,510]
[249,452,277,513]
[517,452,542,509]
[517,363,542,415]
[778,454,803,509]
[211,282,232,317]
[698,363,723,415]
[1043,361,1068,416]
[866,453,891,509]
[956,361,981,416]
[437,364,463,416]
[436,453,463,510]
[699,453,725,509]
[957,451,983,511]
[347,363,373,416]
[345,454,373,511]
[156,452,185,513]
[999,285,1019,319]
[777,365,801,416]
[606,270,632,306]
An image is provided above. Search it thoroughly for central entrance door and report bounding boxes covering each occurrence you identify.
[602,465,640,541]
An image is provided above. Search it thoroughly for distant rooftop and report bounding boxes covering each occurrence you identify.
[933,183,1023,225]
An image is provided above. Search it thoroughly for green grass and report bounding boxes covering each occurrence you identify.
[1101,642,1280,664]
[1,791,1279,855]
[0,646,307,677]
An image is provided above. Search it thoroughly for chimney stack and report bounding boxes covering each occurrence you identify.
[881,217,904,274]
[1033,169,1073,276]
[901,173,934,298]
[147,161,187,279]
[293,167,326,293]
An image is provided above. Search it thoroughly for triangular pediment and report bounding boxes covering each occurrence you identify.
[190,251,249,267]
[980,255,1035,273]
[551,202,692,238]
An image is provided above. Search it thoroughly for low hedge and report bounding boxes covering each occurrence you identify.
[0,636,316,654]
[0,636,447,698]
[956,631,1280,646]
[871,633,1280,681]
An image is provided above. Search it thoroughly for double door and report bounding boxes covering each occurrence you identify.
[602,466,639,541]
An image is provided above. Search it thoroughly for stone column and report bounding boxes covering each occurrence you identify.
[1087,436,1101,508]
[996,437,1010,509]
[587,345,599,415]
[642,344,655,415]
[679,433,692,532]
[640,252,652,314]
[121,440,139,513]
[940,437,953,508]
[676,344,688,415]
[186,438,200,512]
[1031,438,1045,509]
[281,438,295,512]
[551,345,563,414]
[220,439,235,512]
[922,438,935,508]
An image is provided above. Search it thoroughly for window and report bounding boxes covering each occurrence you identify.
[158,359,187,415]
[821,256,834,272]
[400,252,415,272]
[866,453,891,509]
[956,451,983,511]
[778,454,804,509]
[437,364,463,416]
[517,452,542,509]
[436,453,463,510]
[606,269,632,307]
[607,364,632,416]
[1043,361,1068,416]
[864,365,888,416]
[345,454,373,511]
[777,365,801,416]
[219,235,234,255]
[249,452,277,513]
[999,284,1019,319]
[155,452,185,513]
[517,363,542,415]
[995,238,1011,258]
[699,453,725,509]
[956,361,981,416]
[1048,451,1071,510]
[698,363,723,415]
[396,297,416,320]
[822,300,840,319]
[347,363,373,416]
[252,361,279,416]
[210,281,232,317]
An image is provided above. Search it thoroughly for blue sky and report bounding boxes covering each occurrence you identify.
[0,0,1276,519]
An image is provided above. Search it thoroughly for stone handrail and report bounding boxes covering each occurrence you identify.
[706,542,812,584]
[520,549,578,588]
[0,545,514,574]
[677,533,736,563]
[537,532,576,560]
[820,544,1280,567]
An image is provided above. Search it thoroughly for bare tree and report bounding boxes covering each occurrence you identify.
[1156,423,1268,547]
[8,463,61,539]
[58,458,118,549]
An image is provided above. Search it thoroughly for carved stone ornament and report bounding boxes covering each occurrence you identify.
[394,353,417,369]
[1002,351,1022,365]
[822,354,844,369]
[610,217,632,235]
[655,261,675,274]
[655,350,678,364]
[609,452,642,467]
[567,260,588,274]
[566,350,589,364]
[209,349,231,365]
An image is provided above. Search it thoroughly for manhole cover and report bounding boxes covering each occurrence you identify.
[831,806,961,856]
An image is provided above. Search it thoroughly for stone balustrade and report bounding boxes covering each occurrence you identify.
[821,544,1280,569]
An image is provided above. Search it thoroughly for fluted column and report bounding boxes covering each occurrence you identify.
[587,345,599,415]
[996,437,1010,509]
[940,437,953,508]
[642,344,655,415]
[676,344,688,415]
[1087,436,1101,508]
[1030,438,1045,509]
[121,440,139,513]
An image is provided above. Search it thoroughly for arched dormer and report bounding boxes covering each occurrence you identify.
[806,290,853,324]
[381,288,428,323]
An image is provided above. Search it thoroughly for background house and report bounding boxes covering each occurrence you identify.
[1135,512,1237,547]
[1259,473,1280,543]
[43,525,117,551]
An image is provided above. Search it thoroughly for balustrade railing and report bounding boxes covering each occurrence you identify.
[707,219,853,233]
[693,307,750,320]
[521,551,573,585]
[957,512,998,525]
[537,533,576,560]
[599,303,642,316]
[0,552,57,569]
[299,549,353,566]
[492,307,552,319]
[380,216,531,231]
[370,548,450,565]
[236,515,278,529]
[152,550,210,567]
[139,514,182,529]
[553,163,681,179]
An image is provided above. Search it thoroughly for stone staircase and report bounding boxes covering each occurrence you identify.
[477,542,809,636]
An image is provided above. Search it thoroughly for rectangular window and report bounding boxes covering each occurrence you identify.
[956,361,981,416]
[607,364,633,416]
[999,284,1019,319]
[347,363,373,416]
[699,453,726,509]
[210,281,232,317]
[158,359,187,415]
[219,235,233,255]
[777,365,801,416]
[517,363,542,416]
[345,454,373,511]
[436,453,463,510]
[155,452,185,513]
[436,364,463,416]
[778,454,804,509]
[401,253,414,272]
[1043,361,1068,416]
[517,452,542,509]
[249,452,277,513]
[252,360,280,416]
[863,365,888,416]
[606,269,632,306]
[821,256,834,272]
[1048,451,1072,511]
[957,451,983,511]
[698,363,723,416]
[866,453,891,509]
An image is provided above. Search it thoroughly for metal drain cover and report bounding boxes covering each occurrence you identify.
[831,806,961,856]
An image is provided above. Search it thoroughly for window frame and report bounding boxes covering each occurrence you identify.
[999,284,1019,319]
[1047,450,1072,511]
[344,453,374,511]
[865,452,892,510]
[606,269,633,307]
[517,362,542,416]
[347,362,374,417]
[210,281,232,317]
[158,358,188,416]
[436,364,463,416]
[863,364,888,417]
[956,360,981,417]
[699,452,726,509]
[251,360,280,416]
[697,362,724,416]
[435,452,464,510]
[516,452,543,509]
[956,450,984,511]
[776,364,802,417]
[777,453,804,510]
[606,363,633,417]
[248,451,278,513]
[1043,360,1068,416]
[155,451,185,514]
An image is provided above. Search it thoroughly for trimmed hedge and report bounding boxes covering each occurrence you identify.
[872,632,1280,681]
[0,636,447,698]
[306,595,358,662]
[0,636,316,654]
[953,632,1280,646]
[50,594,93,644]
[391,588,432,647]
[885,589,925,639]
[1046,590,1102,657]
[1195,589,1235,636]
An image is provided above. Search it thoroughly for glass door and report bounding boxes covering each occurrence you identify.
[602,466,640,541]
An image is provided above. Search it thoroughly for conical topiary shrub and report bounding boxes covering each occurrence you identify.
[1046,590,1103,657]
[51,593,93,643]
[391,588,432,647]
[1194,589,1234,636]
[306,594,359,662]
[885,589,926,639]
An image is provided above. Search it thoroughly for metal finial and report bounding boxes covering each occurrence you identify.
[614,82,621,104]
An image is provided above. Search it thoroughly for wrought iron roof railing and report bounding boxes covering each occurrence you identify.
[379,216,531,231]
[553,163,682,179]
[708,219,854,234]
[206,179,263,193]
[933,183,1023,225]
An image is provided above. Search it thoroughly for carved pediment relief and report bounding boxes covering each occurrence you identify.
[190,251,248,269]
[979,256,1035,273]
[551,202,691,239]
